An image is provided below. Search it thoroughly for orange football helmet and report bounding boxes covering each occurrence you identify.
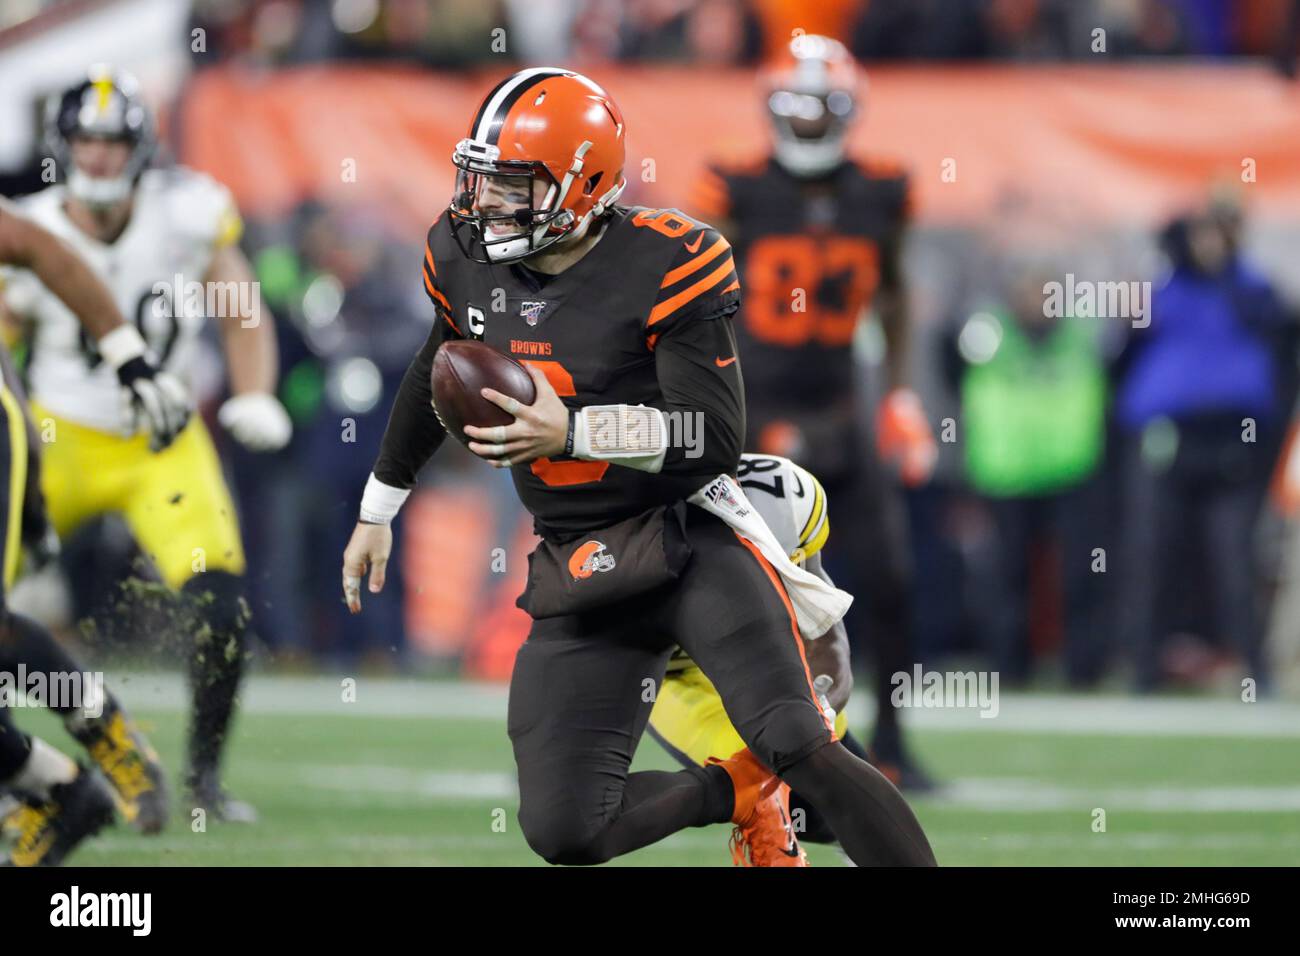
[762,34,861,178]
[449,68,627,263]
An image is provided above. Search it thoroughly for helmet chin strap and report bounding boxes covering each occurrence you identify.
[67,169,133,208]
[578,177,626,233]
[529,139,593,249]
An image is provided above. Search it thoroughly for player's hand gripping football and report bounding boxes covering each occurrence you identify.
[341,521,393,614]
[463,364,569,467]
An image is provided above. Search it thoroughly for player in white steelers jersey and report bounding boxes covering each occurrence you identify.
[7,167,235,434]
[0,66,293,822]
[649,453,880,863]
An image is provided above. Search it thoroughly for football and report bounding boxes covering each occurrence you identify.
[431,340,537,445]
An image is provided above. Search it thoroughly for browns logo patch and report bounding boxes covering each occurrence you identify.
[568,540,616,580]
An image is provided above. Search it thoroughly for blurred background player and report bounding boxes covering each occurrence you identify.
[649,452,890,862]
[0,67,293,821]
[0,196,180,862]
[689,35,937,788]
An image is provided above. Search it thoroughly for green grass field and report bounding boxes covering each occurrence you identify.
[12,674,1300,866]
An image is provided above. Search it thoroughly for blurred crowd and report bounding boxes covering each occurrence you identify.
[182,0,1300,68]
[917,196,1296,694]
[5,2,1299,67]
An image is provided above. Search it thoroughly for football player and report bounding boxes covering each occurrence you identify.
[0,197,178,862]
[0,67,293,822]
[343,68,935,866]
[689,36,937,789]
[648,452,882,862]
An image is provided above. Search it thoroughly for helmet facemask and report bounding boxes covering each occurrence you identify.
[449,139,579,264]
[768,86,856,179]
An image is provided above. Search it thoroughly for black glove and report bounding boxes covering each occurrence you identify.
[117,356,193,452]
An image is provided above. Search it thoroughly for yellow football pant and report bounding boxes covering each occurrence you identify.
[649,665,849,767]
[32,403,245,589]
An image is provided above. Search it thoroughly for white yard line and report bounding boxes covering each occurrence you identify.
[279,765,1300,814]
[940,832,1300,851]
[103,672,1300,737]
[296,765,517,800]
[927,778,1300,813]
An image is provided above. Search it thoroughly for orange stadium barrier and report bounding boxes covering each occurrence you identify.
[401,482,537,670]
[401,484,498,656]
[181,63,1300,234]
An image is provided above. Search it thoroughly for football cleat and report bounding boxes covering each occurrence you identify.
[3,766,116,867]
[869,742,942,795]
[878,760,942,795]
[186,769,258,825]
[727,780,809,868]
[68,707,170,834]
[711,748,809,867]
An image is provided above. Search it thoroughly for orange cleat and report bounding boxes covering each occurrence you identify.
[711,748,809,867]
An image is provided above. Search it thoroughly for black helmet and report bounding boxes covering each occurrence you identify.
[45,65,155,207]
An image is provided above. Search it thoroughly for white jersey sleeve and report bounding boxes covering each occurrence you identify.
[159,167,243,252]
[736,453,830,563]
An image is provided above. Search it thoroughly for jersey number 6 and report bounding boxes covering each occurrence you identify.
[522,359,609,487]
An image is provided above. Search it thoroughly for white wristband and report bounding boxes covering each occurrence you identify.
[359,473,411,525]
[572,404,668,474]
[97,324,148,371]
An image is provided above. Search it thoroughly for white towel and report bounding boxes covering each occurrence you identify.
[688,473,853,639]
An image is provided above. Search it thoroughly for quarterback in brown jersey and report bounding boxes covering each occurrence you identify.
[342,68,935,867]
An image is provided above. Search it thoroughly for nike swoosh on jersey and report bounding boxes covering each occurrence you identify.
[715,355,737,367]
[683,232,704,254]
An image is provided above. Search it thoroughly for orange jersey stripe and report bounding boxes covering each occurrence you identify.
[647,257,735,327]
[660,236,730,288]
[423,267,452,313]
[424,245,437,277]
[733,532,835,735]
